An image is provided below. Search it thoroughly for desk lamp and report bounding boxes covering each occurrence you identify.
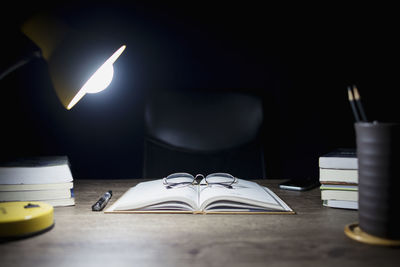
[17,14,126,109]
[0,14,126,239]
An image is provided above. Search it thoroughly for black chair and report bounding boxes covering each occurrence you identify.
[143,89,265,179]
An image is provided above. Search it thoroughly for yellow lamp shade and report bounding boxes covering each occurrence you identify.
[21,14,126,109]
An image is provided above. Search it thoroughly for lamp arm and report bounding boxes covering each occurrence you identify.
[0,50,42,81]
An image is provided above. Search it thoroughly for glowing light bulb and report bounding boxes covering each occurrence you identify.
[67,45,126,110]
[85,64,114,94]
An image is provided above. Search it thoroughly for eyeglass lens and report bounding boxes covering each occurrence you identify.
[205,173,235,184]
[165,173,195,184]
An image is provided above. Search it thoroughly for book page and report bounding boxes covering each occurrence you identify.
[199,179,289,211]
[106,179,199,212]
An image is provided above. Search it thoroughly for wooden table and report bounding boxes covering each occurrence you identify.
[1,179,399,267]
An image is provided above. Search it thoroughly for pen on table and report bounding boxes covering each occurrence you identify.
[92,190,112,211]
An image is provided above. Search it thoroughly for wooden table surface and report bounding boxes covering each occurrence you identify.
[1,179,399,267]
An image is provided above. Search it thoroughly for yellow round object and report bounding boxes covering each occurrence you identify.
[345,223,400,246]
[0,201,54,238]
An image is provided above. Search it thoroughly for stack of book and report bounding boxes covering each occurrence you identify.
[319,149,358,210]
[0,156,75,207]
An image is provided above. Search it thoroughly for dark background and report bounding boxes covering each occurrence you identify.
[1,1,399,180]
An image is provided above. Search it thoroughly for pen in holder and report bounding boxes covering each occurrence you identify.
[346,122,400,245]
[345,86,400,245]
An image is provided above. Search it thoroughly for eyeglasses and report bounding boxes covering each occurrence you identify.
[163,172,238,189]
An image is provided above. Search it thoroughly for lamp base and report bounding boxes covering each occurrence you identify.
[345,223,400,246]
[0,201,54,240]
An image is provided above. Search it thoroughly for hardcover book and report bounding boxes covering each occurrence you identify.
[0,156,75,207]
[0,156,73,184]
[321,189,358,202]
[323,199,358,210]
[0,187,74,201]
[318,148,357,170]
[105,178,294,214]
[319,168,358,184]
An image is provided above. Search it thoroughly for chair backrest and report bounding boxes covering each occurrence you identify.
[143,89,265,179]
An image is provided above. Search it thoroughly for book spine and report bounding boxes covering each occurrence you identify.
[318,158,358,170]
[321,190,358,201]
[319,168,358,183]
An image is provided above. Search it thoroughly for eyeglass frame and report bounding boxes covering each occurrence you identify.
[162,172,238,189]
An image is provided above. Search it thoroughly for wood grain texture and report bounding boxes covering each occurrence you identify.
[1,179,399,267]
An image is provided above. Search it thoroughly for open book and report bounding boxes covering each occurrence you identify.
[105,178,294,214]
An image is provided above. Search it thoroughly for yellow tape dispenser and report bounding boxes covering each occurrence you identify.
[0,201,54,238]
